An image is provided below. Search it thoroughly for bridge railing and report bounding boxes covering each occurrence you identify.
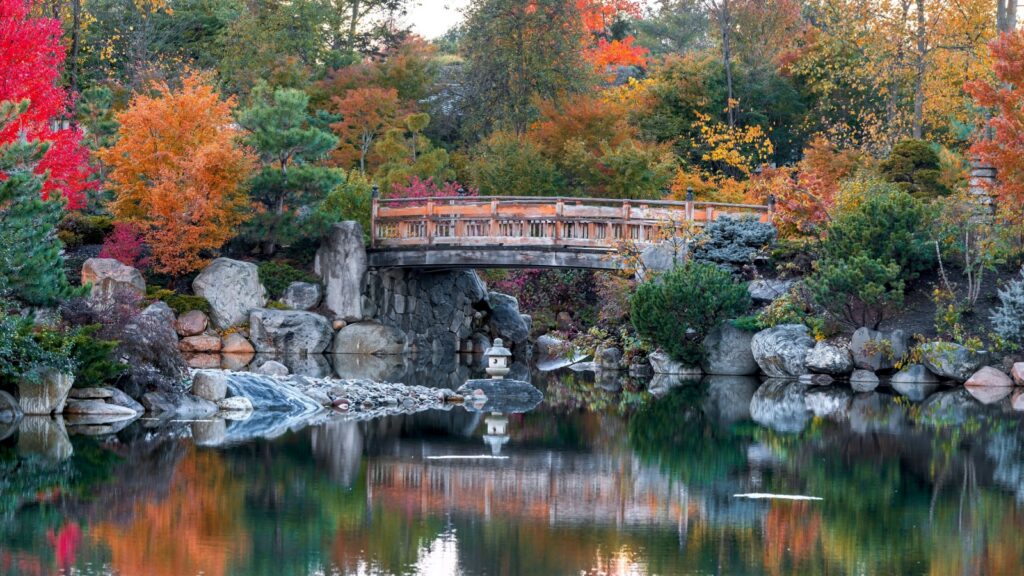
[371,195,773,250]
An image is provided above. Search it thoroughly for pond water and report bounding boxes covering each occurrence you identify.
[4,368,1024,576]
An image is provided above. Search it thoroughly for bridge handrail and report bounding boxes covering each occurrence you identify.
[371,195,774,250]
[374,195,771,211]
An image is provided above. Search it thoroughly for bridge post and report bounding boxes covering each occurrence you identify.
[426,198,435,245]
[685,187,694,221]
[370,186,379,249]
[489,199,498,240]
[555,198,564,243]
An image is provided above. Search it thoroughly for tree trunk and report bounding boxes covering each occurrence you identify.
[720,0,735,127]
[912,0,927,139]
[997,0,1018,33]
[348,0,361,51]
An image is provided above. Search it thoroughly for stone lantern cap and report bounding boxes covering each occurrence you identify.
[484,338,512,359]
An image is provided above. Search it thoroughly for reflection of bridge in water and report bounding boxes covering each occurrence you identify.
[369,195,773,269]
[365,445,692,529]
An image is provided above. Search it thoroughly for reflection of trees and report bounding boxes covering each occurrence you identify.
[91,448,249,576]
[628,384,749,487]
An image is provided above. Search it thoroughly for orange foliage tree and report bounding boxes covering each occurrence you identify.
[966,30,1024,224]
[330,87,401,173]
[578,0,648,70]
[100,74,254,276]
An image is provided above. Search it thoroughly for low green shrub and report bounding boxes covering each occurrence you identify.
[58,213,114,248]
[258,261,319,300]
[806,254,904,329]
[630,261,750,365]
[37,325,126,387]
[991,268,1024,348]
[879,139,950,200]
[822,182,934,281]
[145,287,211,316]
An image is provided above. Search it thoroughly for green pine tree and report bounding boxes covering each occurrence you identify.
[237,84,342,255]
[0,100,75,307]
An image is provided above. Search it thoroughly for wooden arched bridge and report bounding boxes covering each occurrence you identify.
[368,195,774,270]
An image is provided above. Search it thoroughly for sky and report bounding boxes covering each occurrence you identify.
[406,0,469,39]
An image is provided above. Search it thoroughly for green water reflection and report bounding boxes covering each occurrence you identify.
[3,379,1024,575]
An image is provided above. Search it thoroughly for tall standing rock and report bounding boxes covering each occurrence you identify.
[702,322,758,375]
[193,258,267,329]
[315,222,367,322]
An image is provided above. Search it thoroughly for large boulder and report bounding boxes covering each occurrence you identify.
[315,222,367,321]
[281,282,322,311]
[747,279,794,303]
[191,370,229,402]
[221,333,255,355]
[965,366,1013,388]
[18,370,73,415]
[249,309,333,355]
[850,369,880,392]
[487,292,529,345]
[649,349,702,376]
[179,335,222,353]
[851,328,908,372]
[750,324,815,378]
[891,363,940,384]
[702,322,758,375]
[595,346,624,370]
[919,342,988,382]
[81,258,145,301]
[805,340,854,375]
[193,258,267,329]
[332,322,408,355]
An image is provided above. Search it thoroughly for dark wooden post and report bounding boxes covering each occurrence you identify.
[685,187,694,221]
[370,185,379,248]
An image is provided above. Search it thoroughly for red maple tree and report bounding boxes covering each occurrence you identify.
[0,0,93,208]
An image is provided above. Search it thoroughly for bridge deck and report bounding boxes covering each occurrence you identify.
[370,195,772,269]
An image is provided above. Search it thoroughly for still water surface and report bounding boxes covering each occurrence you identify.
[3,370,1024,575]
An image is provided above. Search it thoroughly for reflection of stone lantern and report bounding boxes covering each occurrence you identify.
[483,412,509,455]
[484,338,512,379]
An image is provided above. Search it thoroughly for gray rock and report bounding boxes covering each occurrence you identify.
[891,364,939,384]
[256,360,290,376]
[217,396,253,413]
[102,387,144,414]
[965,366,1013,387]
[69,387,113,400]
[488,292,529,345]
[18,370,73,415]
[193,258,267,328]
[63,398,137,418]
[332,322,408,355]
[805,340,854,375]
[191,370,229,402]
[799,373,834,386]
[804,386,853,419]
[919,342,988,382]
[281,281,322,311]
[702,322,758,375]
[175,310,209,337]
[456,378,543,413]
[596,346,624,370]
[81,258,145,301]
[750,324,815,378]
[851,327,908,372]
[750,380,811,433]
[850,369,880,392]
[747,279,794,303]
[639,240,688,278]
[141,392,218,418]
[315,222,367,321]
[648,349,702,376]
[249,309,333,355]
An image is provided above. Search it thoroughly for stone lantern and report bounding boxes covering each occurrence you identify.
[483,412,510,456]
[484,338,512,379]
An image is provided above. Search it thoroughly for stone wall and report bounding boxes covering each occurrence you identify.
[364,268,490,356]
